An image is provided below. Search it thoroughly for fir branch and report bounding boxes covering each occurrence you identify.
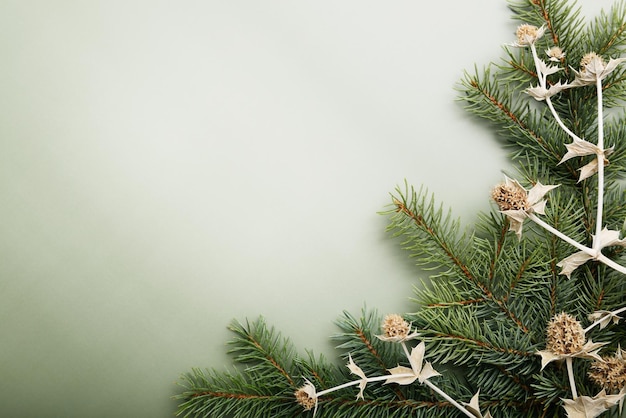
[227,318,296,388]
[508,0,585,61]
[388,185,534,334]
[459,67,568,169]
[316,396,469,418]
[175,367,300,418]
[333,309,403,372]
[386,184,476,279]
[587,0,626,56]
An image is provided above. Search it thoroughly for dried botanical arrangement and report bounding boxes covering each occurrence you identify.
[175,1,626,416]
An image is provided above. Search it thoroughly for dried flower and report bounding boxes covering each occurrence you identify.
[491,176,558,238]
[589,349,626,393]
[562,389,626,418]
[376,314,420,342]
[295,379,318,414]
[581,52,602,67]
[571,52,626,86]
[385,341,440,385]
[512,24,546,47]
[546,312,585,354]
[491,179,529,211]
[546,46,565,62]
[557,228,626,278]
[537,312,606,369]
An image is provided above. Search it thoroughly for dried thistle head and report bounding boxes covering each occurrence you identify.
[376,314,420,343]
[589,350,626,393]
[537,312,607,369]
[545,312,585,355]
[515,24,544,46]
[491,183,529,211]
[294,380,317,411]
[580,52,604,70]
[546,46,565,62]
[382,314,410,339]
[295,389,316,410]
[491,177,558,239]
[571,51,626,86]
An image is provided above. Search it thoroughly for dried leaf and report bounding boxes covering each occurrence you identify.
[346,354,367,400]
[559,138,601,164]
[557,251,594,278]
[385,365,417,385]
[562,389,625,418]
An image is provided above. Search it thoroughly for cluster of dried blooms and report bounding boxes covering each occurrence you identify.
[294,314,489,418]
[495,23,626,418]
[540,307,626,417]
[493,24,626,277]
[293,23,626,418]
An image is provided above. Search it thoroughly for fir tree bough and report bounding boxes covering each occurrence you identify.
[176,1,626,416]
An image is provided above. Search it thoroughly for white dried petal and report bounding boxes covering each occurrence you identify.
[527,182,559,208]
[418,362,440,384]
[578,159,600,182]
[408,342,426,375]
[463,390,491,418]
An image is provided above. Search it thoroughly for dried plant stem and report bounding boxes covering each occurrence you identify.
[546,99,579,142]
[584,306,626,333]
[528,213,626,275]
[316,374,413,397]
[594,78,605,253]
[566,357,578,399]
[529,44,582,143]
[423,380,476,418]
[400,343,476,418]
[527,213,593,255]
[595,253,626,275]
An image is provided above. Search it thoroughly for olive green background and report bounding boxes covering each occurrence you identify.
[0,0,613,416]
